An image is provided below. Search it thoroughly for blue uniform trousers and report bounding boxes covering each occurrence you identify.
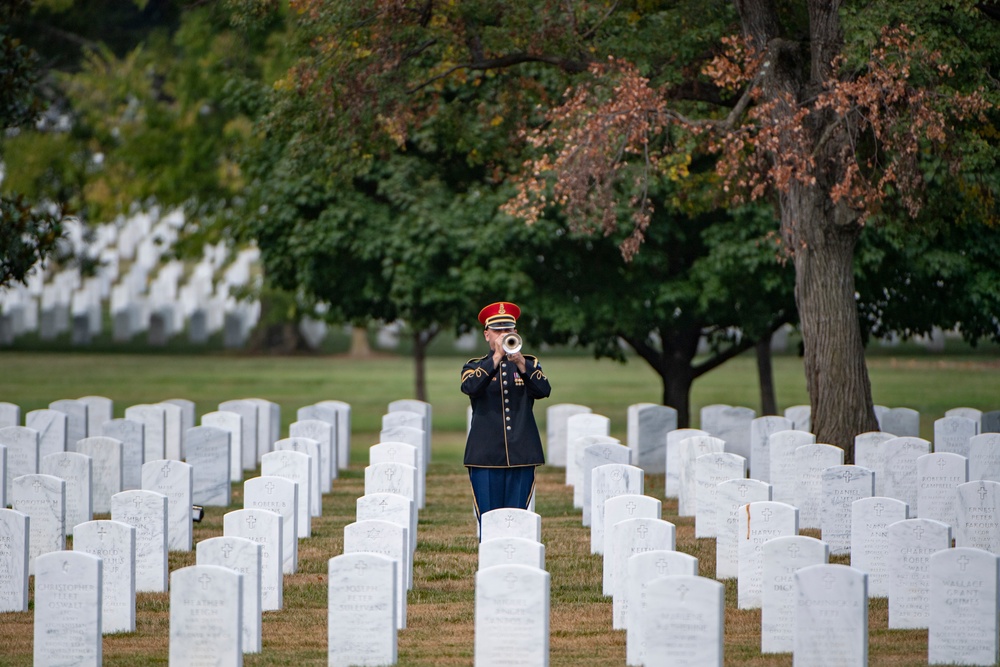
[468,466,536,530]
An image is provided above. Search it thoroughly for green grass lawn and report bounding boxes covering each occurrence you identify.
[0,350,997,665]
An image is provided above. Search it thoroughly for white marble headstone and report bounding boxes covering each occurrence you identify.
[591,463,644,554]
[328,552,396,667]
[290,419,336,489]
[101,418,144,491]
[110,489,168,592]
[602,494,662,594]
[750,415,792,483]
[0,401,20,428]
[261,450,312,537]
[715,405,756,463]
[854,430,897,496]
[124,404,166,464]
[364,462,417,511]
[784,404,811,432]
[344,519,409,629]
[887,517,951,629]
[665,428,708,499]
[970,432,1000,482]
[768,429,816,505]
[610,517,676,628]
[24,409,64,460]
[955,480,1000,554]
[917,452,968,527]
[73,519,136,634]
[244,476,298,575]
[481,508,541,543]
[793,564,868,667]
[220,399,259,472]
[155,401,184,461]
[49,399,88,450]
[40,451,91,536]
[565,412,611,489]
[78,395,113,436]
[201,410,243,482]
[1,425,39,491]
[169,564,243,665]
[935,415,978,457]
[141,459,193,551]
[272,437,321,519]
[224,508,283,612]
[582,442,632,526]
[474,564,550,667]
[928,547,999,666]
[850,496,908,597]
[246,398,279,464]
[715,478,773,579]
[627,403,677,474]
[677,435,725,517]
[379,424,426,508]
[546,403,591,468]
[357,492,416,557]
[624,551,699,666]
[880,436,930,515]
[0,508,29,612]
[760,535,828,654]
[794,443,844,530]
[12,473,65,574]
[314,400,349,470]
[479,536,545,571]
[34,550,102,667]
[695,452,746,538]
[184,425,231,506]
[642,575,724,667]
[197,536,262,654]
[880,407,920,438]
[820,465,874,555]
[738,500,799,610]
[76,436,123,515]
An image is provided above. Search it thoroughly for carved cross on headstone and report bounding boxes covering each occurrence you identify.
[761,507,773,522]
[656,559,669,576]
[355,560,368,571]
[602,448,612,460]
[97,524,107,541]
[504,513,516,528]
[788,543,800,559]
[387,446,397,460]
[32,479,41,493]
[265,482,275,495]
[504,544,517,561]
[979,485,989,502]
[738,484,748,498]
[636,523,648,540]
[937,458,948,471]
[504,572,519,590]
[874,503,884,516]
[842,469,854,483]
[62,560,70,573]
[676,584,689,601]
[199,573,213,590]
[222,543,233,559]
[626,501,637,515]
[958,555,970,572]
[384,467,396,482]
[133,496,143,511]
[245,514,257,529]
[913,525,924,540]
[161,462,172,478]
[823,572,836,589]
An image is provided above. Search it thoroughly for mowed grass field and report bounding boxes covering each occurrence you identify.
[0,349,998,666]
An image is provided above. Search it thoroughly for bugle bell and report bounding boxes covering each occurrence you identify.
[502,332,522,355]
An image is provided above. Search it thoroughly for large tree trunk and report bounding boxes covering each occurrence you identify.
[755,335,777,416]
[412,326,439,402]
[784,185,878,459]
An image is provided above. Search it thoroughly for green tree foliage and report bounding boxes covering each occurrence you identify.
[0,0,65,289]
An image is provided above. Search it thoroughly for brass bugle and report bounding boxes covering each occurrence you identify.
[502,332,522,355]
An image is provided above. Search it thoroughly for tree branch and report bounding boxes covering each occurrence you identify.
[407,52,591,93]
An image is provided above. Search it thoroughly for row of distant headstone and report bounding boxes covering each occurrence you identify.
[0,395,433,665]
[0,210,264,348]
[544,401,1000,666]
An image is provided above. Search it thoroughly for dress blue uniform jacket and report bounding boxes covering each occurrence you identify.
[461,353,551,468]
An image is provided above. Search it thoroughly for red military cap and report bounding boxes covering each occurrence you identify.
[478,301,520,330]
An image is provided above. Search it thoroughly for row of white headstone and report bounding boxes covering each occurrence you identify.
[559,402,1000,666]
[0,210,264,346]
[1,395,451,666]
